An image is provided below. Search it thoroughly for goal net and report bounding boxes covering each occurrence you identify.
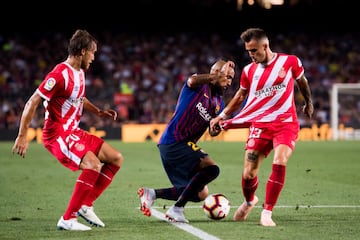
[330,83,360,140]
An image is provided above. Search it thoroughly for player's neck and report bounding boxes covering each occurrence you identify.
[65,56,81,71]
[262,52,276,66]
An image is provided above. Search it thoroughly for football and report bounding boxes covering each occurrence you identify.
[203,193,231,220]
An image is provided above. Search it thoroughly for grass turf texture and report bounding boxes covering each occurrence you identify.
[1,140,359,240]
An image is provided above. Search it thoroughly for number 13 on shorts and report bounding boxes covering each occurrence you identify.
[249,126,262,139]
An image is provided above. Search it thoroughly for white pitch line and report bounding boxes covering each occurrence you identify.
[151,209,221,240]
[269,205,360,208]
[153,205,360,209]
[147,204,360,240]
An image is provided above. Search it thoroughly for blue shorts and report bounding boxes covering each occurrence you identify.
[158,141,208,189]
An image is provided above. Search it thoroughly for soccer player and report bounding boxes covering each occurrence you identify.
[11,29,123,231]
[137,59,235,223]
[210,28,314,227]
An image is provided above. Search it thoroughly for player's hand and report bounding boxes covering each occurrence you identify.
[12,136,29,158]
[208,125,221,137]
[221,61,235,76]
[210,117,223,133]
[219,61,235,86]
[302,102,314,119]
[99,109,118,120]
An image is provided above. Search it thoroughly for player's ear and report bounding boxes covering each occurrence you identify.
[263,43,268,50]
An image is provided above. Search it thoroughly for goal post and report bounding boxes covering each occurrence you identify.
[330,83,360,140]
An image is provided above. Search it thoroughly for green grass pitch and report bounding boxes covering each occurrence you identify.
[1,140,359,240]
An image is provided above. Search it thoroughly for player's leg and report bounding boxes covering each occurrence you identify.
[234,129,271,222]
[233,149,264,221]
[82,141,122,205]
[260,122,298,227]
[67,149,104,226]
[45,131,103,230]
[138,143,184,217]
[166,143,220,223]
[173,157,219,207]
[261,144,291,227]
[79,140,123,227]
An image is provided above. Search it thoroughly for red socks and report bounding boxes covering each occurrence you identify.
[242,175,258,202]
[82,164,120,207]
[264,164,286,211]
[63,169,100,219]
[242,164,286,210]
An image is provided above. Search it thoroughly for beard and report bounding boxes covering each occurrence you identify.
[210,84,225,96]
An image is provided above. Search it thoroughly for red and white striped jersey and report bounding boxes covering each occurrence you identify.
[36,62,86,141]
[223,53,304,130]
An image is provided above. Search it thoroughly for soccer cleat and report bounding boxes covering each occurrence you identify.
[78,205,105,227]
[137,187,155,217]
[260,209,276,227]
[233,196,259,221]
[165,206,189,223]
[57,216,92,231]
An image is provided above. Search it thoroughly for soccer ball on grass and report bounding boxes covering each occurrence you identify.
[203,193,230,220]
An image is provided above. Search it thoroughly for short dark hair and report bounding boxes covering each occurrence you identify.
[240,28,267,43]
[67,29,97,56]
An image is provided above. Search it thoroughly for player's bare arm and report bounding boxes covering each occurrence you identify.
[83,97,117,120]
[12,92,42,158]
[296,75,314,118]
[226,88,248,114]
[187,73,222,88]
[188,60,234,88]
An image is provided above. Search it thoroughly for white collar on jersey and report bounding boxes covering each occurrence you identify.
[261,53,277,67]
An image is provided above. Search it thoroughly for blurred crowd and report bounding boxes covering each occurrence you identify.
[1,31,360,130]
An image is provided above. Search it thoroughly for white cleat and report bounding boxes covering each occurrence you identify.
[260,209,276,227]
[78,205,105,227]
[165,206,189,223]
[137,187,156,217]
[57,216,91,231]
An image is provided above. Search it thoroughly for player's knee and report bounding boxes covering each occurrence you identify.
[81,154,103,172]
[207,165,220,180]
[273,156,289,165]
[112,152,123,167]
[243,170,257,179]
